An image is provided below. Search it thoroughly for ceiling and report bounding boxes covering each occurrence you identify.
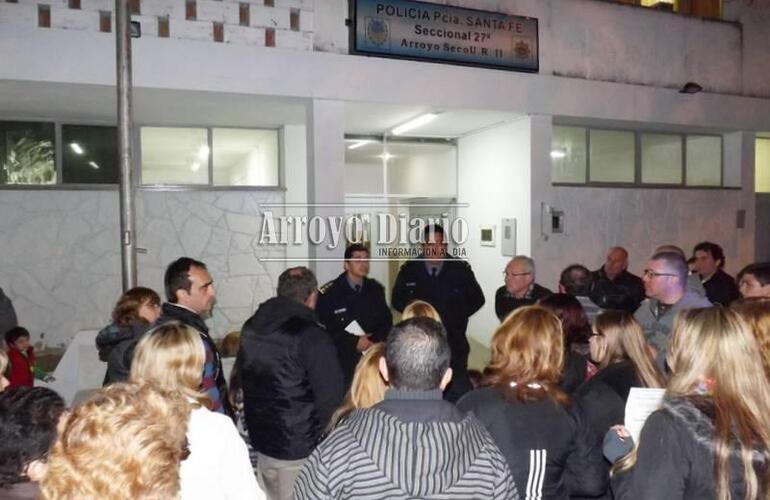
[0,80,521,138]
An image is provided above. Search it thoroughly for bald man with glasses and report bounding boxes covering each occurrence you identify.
[494,256,551,321]
[634,251,711,369]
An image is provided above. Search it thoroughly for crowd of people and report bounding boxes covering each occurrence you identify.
[1,225,770,499]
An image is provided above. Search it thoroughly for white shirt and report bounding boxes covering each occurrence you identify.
[180,406,265,500]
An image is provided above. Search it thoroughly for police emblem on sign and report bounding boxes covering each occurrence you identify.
[514,40,531,59]
[366,17,389,46]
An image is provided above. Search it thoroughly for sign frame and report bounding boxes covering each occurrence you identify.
[349,0,539,73]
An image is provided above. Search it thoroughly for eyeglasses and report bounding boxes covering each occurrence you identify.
[643,269,677,279]
[503,271,532,277]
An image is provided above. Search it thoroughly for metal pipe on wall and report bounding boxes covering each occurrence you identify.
[116,0,137,290]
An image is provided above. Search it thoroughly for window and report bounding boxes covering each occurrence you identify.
[0,121,55,185]
[551,126,587,183]
[686,135,721,186]
[641,133,682,184]
[140,126,280,187]
[212,128,279,187]
[757,138,770,193]
[552,125,727,188]
[589,130,635,183]
[62,125,119,184]
[140,127,209,185]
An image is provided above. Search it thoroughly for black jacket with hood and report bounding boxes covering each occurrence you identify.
[612,395,770,500]
[239,296,344,461]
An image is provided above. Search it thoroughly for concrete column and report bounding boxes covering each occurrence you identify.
[528,114,555,284]
[724,131,757,263]
[283,124,309,269]
[306,99,346,283]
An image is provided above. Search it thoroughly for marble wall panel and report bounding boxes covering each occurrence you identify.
[0,189,286,347]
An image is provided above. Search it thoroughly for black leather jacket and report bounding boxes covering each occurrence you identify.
[240,296,344,460]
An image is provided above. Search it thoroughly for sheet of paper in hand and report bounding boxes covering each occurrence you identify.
[624,387,666,444]
[344,320,366,336]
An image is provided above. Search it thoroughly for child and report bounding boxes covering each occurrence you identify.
[4,327,53,390]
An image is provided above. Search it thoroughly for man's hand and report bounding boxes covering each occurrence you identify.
[356,336,373,352]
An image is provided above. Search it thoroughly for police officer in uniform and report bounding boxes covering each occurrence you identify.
[391,224,485,402]
[316,243,393,387]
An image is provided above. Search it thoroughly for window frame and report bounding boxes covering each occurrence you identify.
[551,123,731,189]
[136,124,285,192]
[0,118,285,191]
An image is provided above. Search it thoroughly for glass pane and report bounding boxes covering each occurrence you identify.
[345,138,384,194]
[212,128,279,186]
[62,125,119,184]
[590,130,635,183]
[551,126,586,183]
[686,135,721,186]
[757,138,770,193]
[140,127,209,185]
[641,133,682,184]
[385,141,457,197]
[0,121,56,185]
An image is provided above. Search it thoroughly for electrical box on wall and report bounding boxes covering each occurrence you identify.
[501,218,516,256]
[541,203,564,241]
[480,225,495,247]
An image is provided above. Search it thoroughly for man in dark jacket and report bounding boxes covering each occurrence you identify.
[590,246,645,313]
[156,257,232,418]
[294,317,517,499]
[316,243,392,387]
[494,255,551,321]
[391,224,485,402]
[693,241,740,305]
[240,266,344,500]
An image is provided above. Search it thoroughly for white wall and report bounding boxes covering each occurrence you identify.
[531,120,756,290]
[388,149,457,197]
[323,0,748,96]
[0,189,286,347]
[458,118,532,346]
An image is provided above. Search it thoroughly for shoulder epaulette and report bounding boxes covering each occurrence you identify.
[319,280,335,294]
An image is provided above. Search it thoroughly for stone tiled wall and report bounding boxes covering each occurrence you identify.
[0,189,286,347]
[0,0,313,50]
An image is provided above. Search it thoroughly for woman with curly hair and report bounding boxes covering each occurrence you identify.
[457,306,607,500]
[95,286,161,385]
[40,382,187,500]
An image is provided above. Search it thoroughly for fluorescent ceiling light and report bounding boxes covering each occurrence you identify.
[198,145,210,160]
[88,161,99,169]
[190,161,201,172]
[347,140,374,150]
[550,149,567,159]
[391,113,438,136]
[70,143,84,155]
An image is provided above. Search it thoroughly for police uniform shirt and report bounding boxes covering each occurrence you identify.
[316,272,392,385]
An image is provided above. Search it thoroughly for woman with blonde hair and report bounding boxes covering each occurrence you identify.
[40,382,189,500]
[575,310,665,441]
[608,307,770,500]
[732,297,770,379]
[131,322,263,500]
[328,342,387,430]
[457,306,607,500]
[402,300,442,323]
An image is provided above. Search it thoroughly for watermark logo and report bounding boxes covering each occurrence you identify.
[257,203,469,261]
